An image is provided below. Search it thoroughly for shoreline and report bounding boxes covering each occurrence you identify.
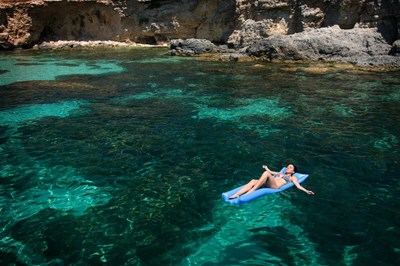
[33,40,169,49]
[4,39,399,72]
[194,53,400,72]
[169,27,400,71]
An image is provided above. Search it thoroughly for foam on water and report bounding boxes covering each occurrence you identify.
[0,56,124,86]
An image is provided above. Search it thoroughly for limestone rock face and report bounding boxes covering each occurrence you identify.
[245,26,400,66]
[30,1,122,42]
[0,0,237,48]
[0,0,399,49]
[0,2,34,48]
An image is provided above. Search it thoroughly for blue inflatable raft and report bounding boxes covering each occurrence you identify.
[221,167,309,205]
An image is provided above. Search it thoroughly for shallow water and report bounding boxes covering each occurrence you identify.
[0,48,399,265]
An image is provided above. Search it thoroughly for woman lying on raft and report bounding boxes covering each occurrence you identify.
[229,164,314,199]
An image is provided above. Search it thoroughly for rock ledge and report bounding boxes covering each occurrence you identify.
[170,26,400,68]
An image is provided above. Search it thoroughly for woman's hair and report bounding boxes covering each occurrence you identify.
[290,163,297,173]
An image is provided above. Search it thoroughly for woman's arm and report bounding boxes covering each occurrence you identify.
[262,165,279,175]
[291,176,314,195]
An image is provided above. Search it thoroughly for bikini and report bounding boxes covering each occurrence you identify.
[273,173,291,183]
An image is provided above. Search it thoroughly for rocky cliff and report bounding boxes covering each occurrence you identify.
[1,0,399,49]
[0,0,399,65]
[0,0,236,48]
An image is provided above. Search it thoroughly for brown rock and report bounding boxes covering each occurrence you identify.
[0,0,399,52]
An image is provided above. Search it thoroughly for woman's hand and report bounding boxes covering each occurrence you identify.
[292,177,314,195]
[305,190,314,195]
[262,165,270,172]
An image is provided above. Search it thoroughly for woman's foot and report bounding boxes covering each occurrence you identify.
[229,194,239,199]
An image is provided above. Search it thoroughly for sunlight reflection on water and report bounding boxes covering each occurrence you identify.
[0,48,399,265]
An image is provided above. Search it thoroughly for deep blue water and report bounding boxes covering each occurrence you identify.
[0,48,399,265]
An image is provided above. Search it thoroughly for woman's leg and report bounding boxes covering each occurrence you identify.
[229,171,277,198]
[244,171,274,195]
[229,179,258,199]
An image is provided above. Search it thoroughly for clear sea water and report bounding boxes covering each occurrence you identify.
[0,48,399,266]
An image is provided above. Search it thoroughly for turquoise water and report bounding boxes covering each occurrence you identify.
[0,53,124,86]
[0,48,399,265]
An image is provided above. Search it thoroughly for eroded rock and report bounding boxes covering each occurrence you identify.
[390,40,400,56]
[0,0,399,67]
[245,26,399,66]
[170,38,217,55]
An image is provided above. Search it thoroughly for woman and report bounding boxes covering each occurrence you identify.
[229,164,314,199]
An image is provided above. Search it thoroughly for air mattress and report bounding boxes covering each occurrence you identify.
[221,167,309,205]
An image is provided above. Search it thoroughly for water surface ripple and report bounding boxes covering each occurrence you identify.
[0,48,399,266]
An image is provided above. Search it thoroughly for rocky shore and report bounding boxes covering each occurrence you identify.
[170,26,400,68]
[34,40,167,49]
[1,0,399,68]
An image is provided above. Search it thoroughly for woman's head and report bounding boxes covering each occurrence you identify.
[286,164,297,174]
